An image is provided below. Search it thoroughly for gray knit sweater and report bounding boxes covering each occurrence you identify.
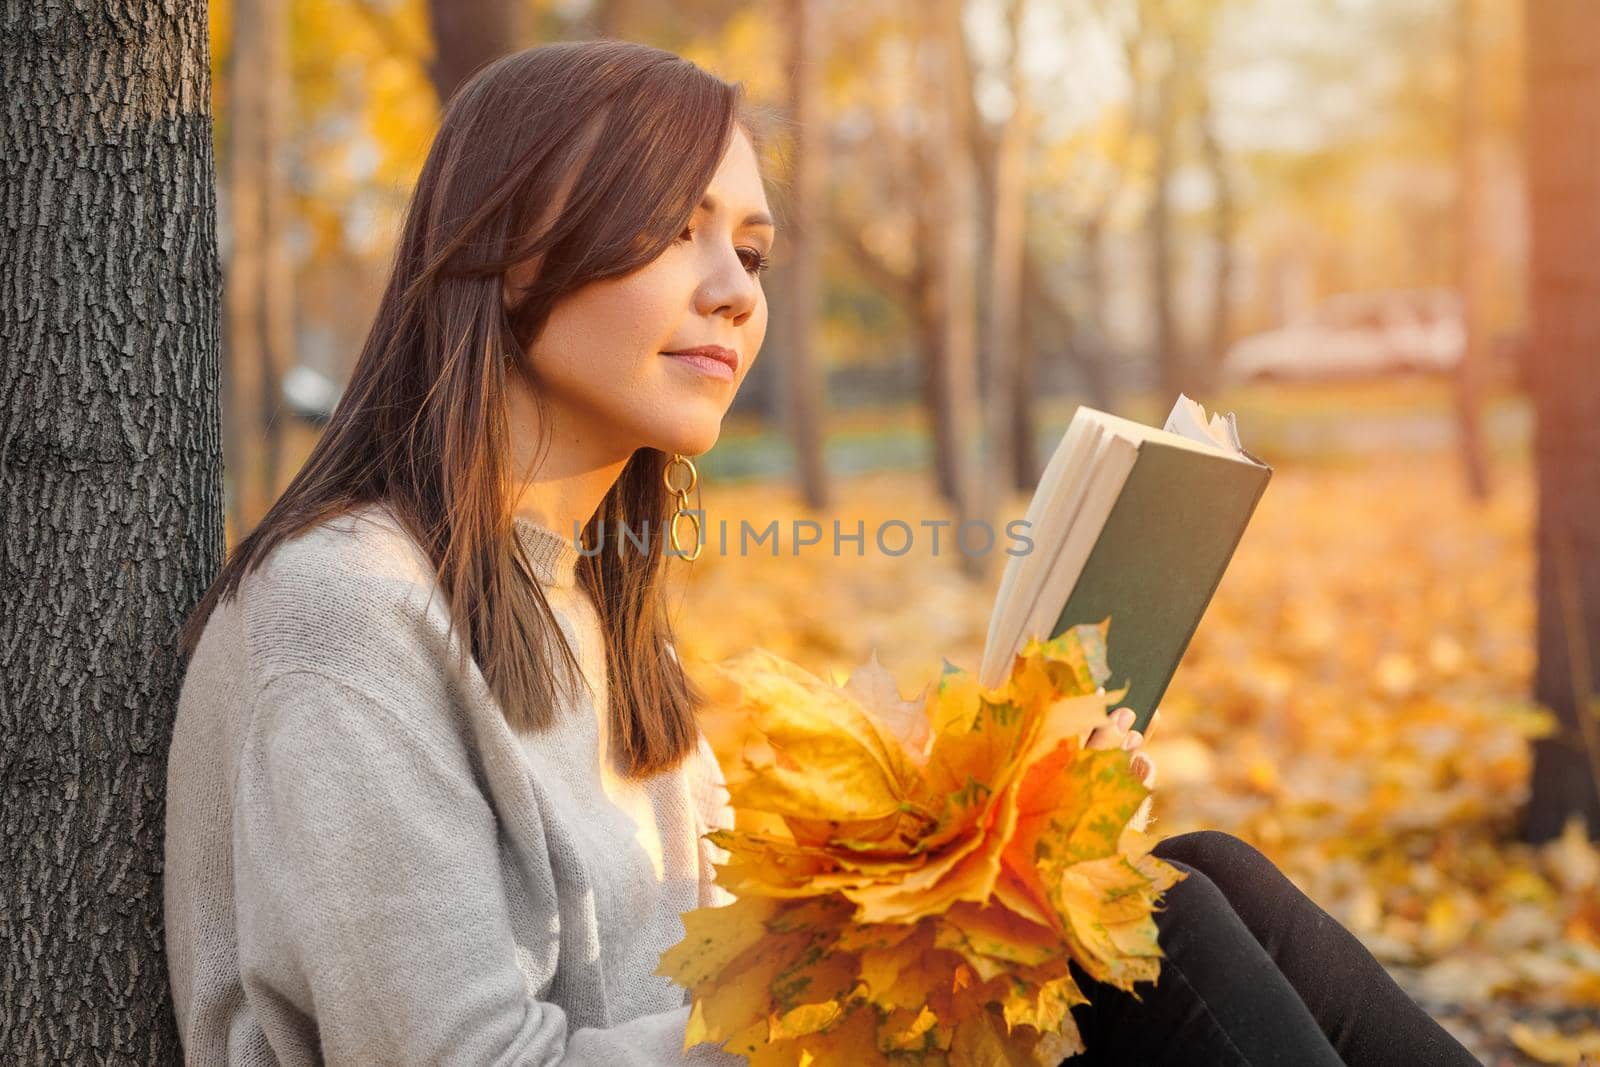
[162,501,743,1064]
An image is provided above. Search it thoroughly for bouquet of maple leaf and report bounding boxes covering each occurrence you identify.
[657,620,1186,1065]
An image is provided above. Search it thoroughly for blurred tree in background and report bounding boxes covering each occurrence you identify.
[225,0,295,530]
[1522,0,1600,843]
[425,0,521,102]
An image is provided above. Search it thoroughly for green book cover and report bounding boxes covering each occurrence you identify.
[1049,440,1272,733]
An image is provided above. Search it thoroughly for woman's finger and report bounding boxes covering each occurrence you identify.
[1085,723,1120,750]
[1131,753,1158,787]
[1086,707,1136,751]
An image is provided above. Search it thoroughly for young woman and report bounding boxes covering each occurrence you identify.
[162,39,1479,1067]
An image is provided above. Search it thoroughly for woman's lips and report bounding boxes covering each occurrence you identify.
[662,346,737,382]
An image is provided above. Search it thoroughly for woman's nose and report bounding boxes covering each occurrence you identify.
[695,257,759,324]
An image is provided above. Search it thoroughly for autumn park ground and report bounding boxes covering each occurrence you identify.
[253,378,1600,1062]
[652,379,1598,1067]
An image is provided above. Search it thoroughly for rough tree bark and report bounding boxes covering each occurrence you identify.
[1522,0,1600,842]
[1,0,224,1061]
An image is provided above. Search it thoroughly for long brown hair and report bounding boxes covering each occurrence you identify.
[182,40,784,778]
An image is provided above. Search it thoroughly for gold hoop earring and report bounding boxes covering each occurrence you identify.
[663,452,703,562]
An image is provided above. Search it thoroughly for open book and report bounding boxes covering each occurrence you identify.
[979,395,1272,733]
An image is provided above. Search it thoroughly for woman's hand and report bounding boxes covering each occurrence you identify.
[1085,706,1160,788]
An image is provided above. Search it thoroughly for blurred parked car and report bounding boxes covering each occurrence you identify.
[281,364,342,424]
[1222,287,1467,383]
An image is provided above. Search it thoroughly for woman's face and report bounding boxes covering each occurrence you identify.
[514,125,774,460]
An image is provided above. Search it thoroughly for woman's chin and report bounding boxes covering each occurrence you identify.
[648,426,720,459]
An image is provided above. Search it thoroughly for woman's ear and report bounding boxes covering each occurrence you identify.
[501,267,524,313]
[502,256,541,313]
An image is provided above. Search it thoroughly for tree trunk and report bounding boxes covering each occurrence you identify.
[910,55,958,506]
[913,254,958,504]
[227,0,267,537]
[1148,51,1184,402]
[1012,286,1041,492]
[1454,0,1492,502]
[227,0,298,532]
[425,0,516,105]
[1072,211,1119,411]
[982,0,1029,521]
[822,184,956,501]
[0,1,224,1060]
[782,0,829,510]
[1522,0,1600,841]
[592,0,641,39]
[261,0,295,502]
[950,0,1050,490]
[1197,84,1234,396]
[928,0,985,579]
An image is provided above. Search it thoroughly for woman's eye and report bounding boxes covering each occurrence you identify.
[739,248,772,275]
[677,226,768,275]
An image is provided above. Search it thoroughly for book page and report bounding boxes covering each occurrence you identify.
[982,426,1103,685]
[1163,393,1243,452]
[984,435,1139,689]
[982,415,1099,667]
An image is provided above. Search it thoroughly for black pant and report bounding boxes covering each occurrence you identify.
[1062,831,1481,1066]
